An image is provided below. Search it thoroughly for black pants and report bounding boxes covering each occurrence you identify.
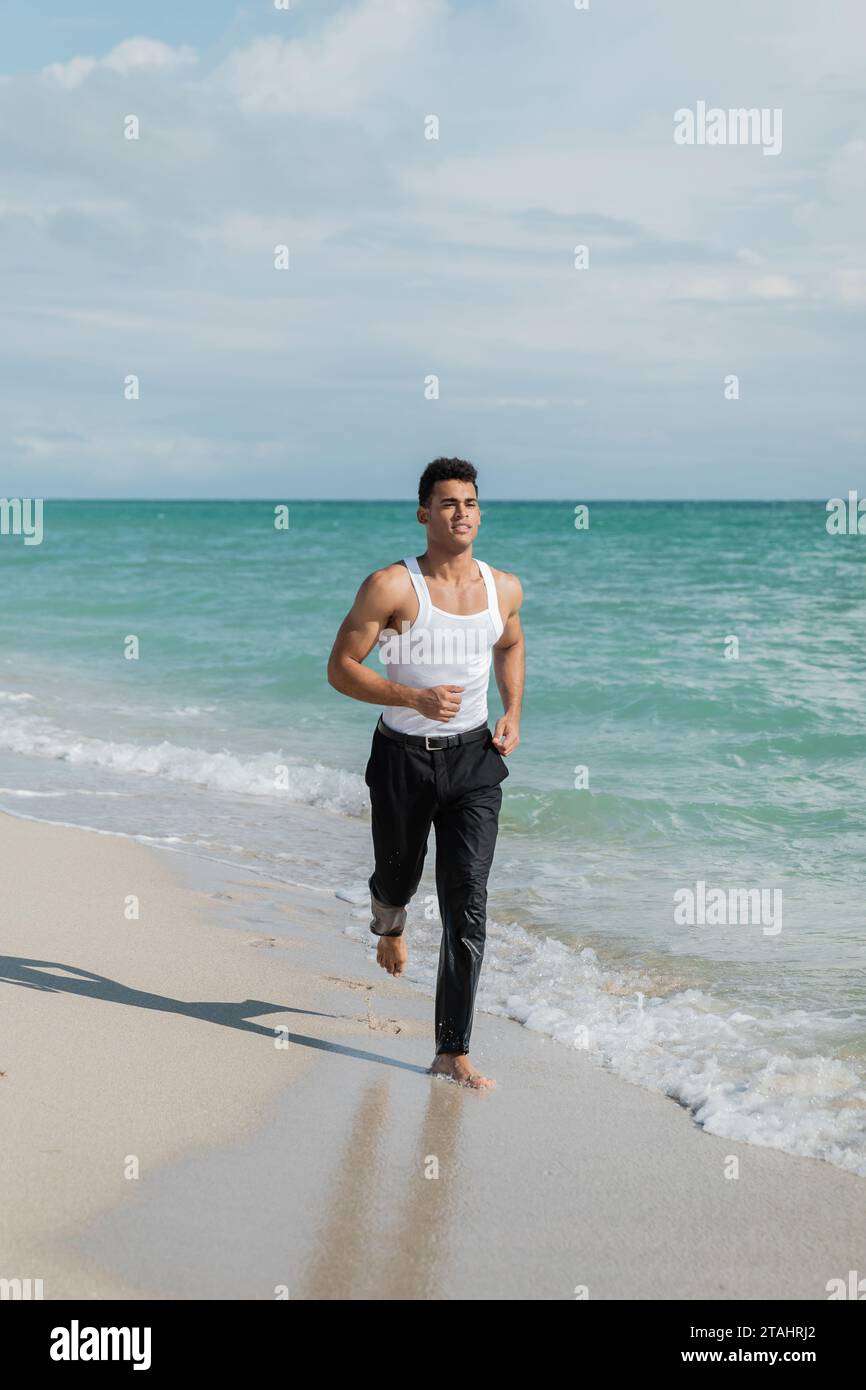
[364,718,508,1055]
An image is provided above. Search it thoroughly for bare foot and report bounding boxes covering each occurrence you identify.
[428,1053,495,1089]
[376,934,408,978]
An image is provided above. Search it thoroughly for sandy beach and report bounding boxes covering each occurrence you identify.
[2,808,865,1301]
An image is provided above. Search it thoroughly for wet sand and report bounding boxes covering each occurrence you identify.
[2,811,865,1299]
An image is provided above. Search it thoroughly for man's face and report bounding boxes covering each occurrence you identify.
[419,480,480,550]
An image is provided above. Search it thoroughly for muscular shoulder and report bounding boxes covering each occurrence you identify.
[365,560,413,596]
[355,561,413,617]
[489,566,523,614]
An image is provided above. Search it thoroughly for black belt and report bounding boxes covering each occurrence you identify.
[376,714,490,752]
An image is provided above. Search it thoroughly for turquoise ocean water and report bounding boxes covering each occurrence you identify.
[2,501,865,1170]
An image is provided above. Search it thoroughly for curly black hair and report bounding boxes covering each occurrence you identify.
[418,457,478,509]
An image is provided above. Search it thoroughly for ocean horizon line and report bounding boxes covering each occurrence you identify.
[12,496,833,506]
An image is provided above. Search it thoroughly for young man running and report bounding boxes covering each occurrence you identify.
[327,458,524,1089]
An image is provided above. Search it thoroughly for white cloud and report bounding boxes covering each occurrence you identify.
[670,272,800,303]
[747,275,801,301]
[831,269,866,305]
[10,426,283,473]
[218,0,445,117]
[43,37,198,89]
[826,139,866,201]
[2,0,862,496]
[772,0,866,86]
[400,144,775,244]
[189,212,350,254]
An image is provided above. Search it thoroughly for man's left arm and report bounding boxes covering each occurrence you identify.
[491,572,524,755]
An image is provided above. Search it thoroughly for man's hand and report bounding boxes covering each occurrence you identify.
[413,685,464,722]
[492,714,520,756]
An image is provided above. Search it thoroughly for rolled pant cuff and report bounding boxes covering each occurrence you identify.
[369,893,407,937]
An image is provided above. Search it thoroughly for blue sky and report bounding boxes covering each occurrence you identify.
[2,0,864,498]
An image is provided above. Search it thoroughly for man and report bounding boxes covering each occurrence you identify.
[327,458,524,1089]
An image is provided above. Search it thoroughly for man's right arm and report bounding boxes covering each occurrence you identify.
[326,567,463,721]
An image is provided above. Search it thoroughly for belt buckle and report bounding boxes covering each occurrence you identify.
[424,734,446,751]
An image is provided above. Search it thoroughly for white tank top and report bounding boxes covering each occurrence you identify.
[379,555,504,735]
